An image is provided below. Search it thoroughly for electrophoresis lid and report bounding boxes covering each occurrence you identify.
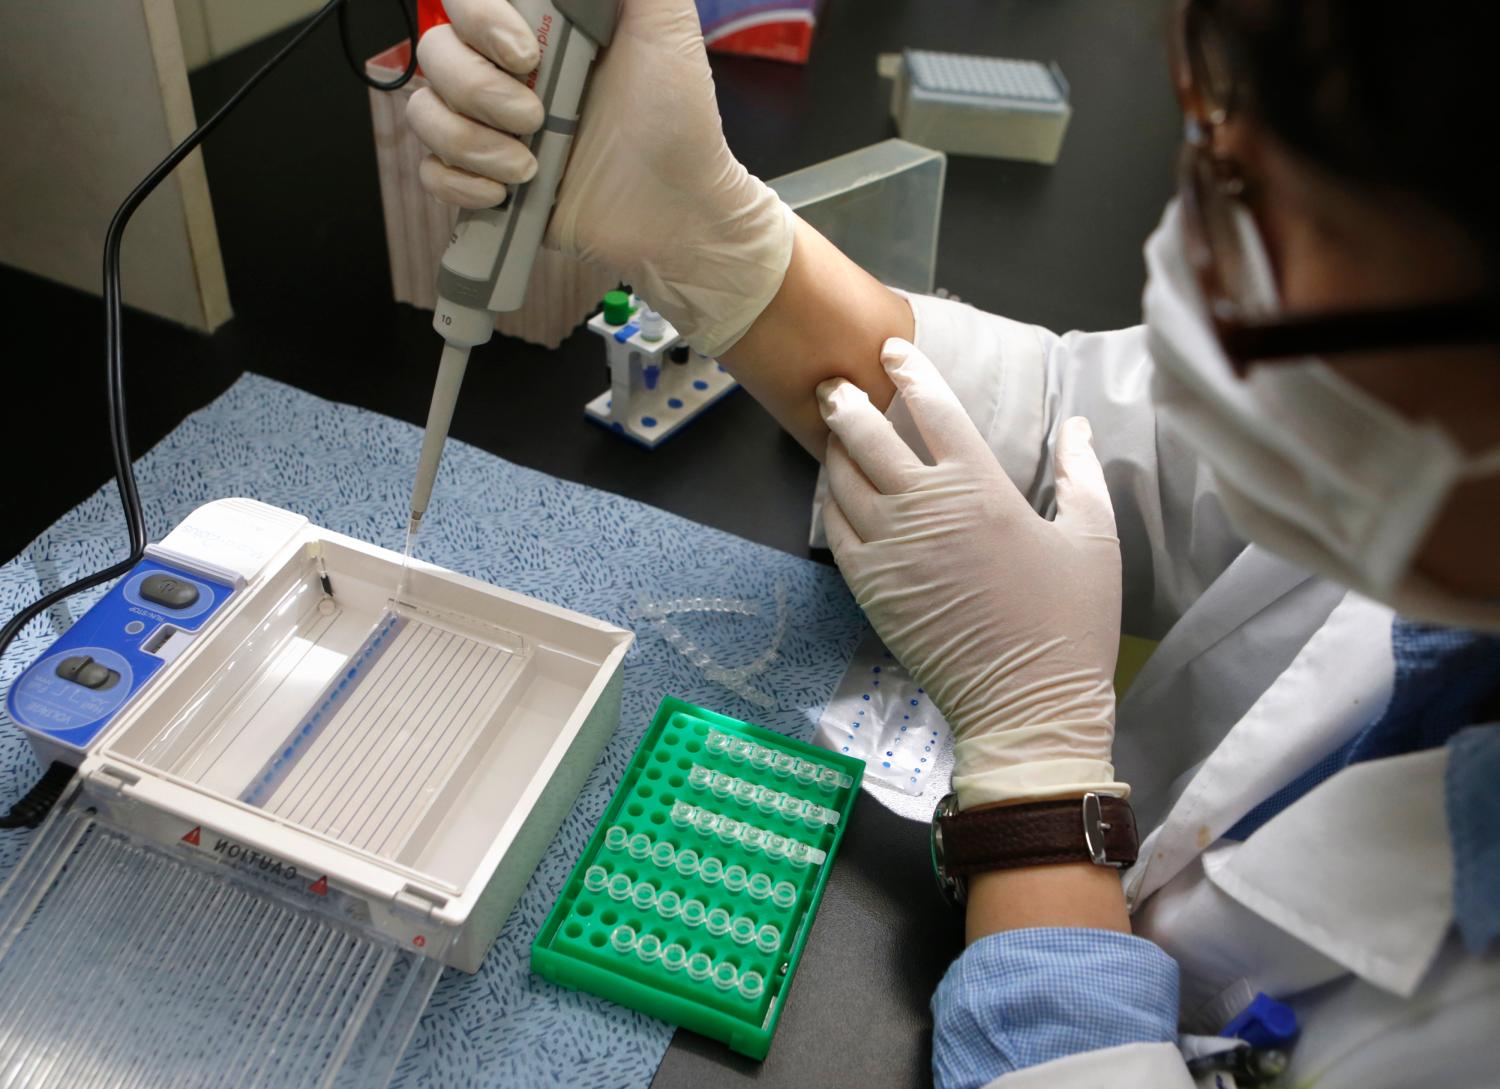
[0,801,444,1089]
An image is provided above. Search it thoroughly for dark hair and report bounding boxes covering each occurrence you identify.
[1223,0,1497,267]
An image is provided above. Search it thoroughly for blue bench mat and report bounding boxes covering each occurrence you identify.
[0,373,863,1089]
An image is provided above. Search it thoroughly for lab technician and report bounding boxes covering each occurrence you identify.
[409,0,1499,1084]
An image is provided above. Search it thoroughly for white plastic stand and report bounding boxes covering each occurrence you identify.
[584,302,738,448]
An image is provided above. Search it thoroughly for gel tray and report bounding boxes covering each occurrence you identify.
[531,697,863,1059]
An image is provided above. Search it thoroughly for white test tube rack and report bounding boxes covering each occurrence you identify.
[583,295,739,448]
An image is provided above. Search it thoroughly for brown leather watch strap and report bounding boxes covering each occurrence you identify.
[939,795,1138,875]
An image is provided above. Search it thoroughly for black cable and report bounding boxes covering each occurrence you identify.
[340,0,419,89]
[0,763,77,829]
[0,0,415,673]
[0,0,343,669]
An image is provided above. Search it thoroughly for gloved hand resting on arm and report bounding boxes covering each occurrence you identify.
[407,0,913,451]
[819,338,1131,939]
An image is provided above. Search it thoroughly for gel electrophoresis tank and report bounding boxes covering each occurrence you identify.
[0,499,634,1089]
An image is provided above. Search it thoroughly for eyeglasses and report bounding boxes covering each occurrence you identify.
[1169,0,1497,375]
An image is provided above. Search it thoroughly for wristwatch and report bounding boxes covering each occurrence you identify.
[929,791,1140,906]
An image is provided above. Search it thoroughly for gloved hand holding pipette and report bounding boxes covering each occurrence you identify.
[401,0,624,564]
[411,0,912,462]
[401,0,797,571]
[409,0,794,359]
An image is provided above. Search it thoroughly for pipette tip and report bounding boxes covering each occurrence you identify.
[395,512,421,604]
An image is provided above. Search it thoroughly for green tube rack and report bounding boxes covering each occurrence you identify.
[531,696,865,1059]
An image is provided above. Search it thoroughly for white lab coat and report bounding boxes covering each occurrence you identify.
[895,293,1500,1089]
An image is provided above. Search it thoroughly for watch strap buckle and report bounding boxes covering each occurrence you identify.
[1082,792,1125,867]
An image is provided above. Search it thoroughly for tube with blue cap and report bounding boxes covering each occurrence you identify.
[400,0,621,590]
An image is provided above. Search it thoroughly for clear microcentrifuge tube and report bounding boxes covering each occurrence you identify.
[656,890,682,919]
[639,305,667,342]
[756,788,780,816]
[794,760,818,787]
[751,747,775,772]
[742,827,766,853]
[707,731,730,755]
[631,881,657,911]
[605,825,629,852]
[734,780,757,807]
[651,842,676,869]
[747,873,773,901]
[681,898,707,928]
[611,925,637,953]
[694,808,717,835]
[723,865,748,894]
[585,865,609,893]
[636,933,663,963]
[716,817,741,846]
[766,834,789,861]
[608,874,634,901]
[688,765,712,791]
[671,801,694,828]
[628,832,652,860]
[771,880,798,910]
[699,857,724,885]
[728,740,750,764]
[713,961,739,991]
[788,843,811,869]
[687,952,713,981]
[662,943,688,973]
[755,923,781,954]
[674,848,700,877]
[730,916,757,946]
[706,907,732,936]
[779,795,803,823]
[739,970,766,1001]
[772,753,795,779]
[711,772,734,800]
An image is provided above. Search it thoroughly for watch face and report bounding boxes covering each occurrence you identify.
[930,793,964,907]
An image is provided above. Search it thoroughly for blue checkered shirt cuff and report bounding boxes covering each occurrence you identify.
[932,928,1180,1089]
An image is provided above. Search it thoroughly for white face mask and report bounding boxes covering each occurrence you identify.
[1142,200,1500,631]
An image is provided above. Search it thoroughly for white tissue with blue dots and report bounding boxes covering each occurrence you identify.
[814,628,952,796]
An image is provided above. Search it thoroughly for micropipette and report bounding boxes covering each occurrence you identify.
[399,0,621,596]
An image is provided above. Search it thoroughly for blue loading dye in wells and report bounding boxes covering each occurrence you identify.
[240,612,408,807]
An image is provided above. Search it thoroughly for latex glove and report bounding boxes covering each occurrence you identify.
[406,0,794,356]
[818,339,1127,810]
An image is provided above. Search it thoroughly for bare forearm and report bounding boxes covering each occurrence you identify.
[721,215,913,457]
